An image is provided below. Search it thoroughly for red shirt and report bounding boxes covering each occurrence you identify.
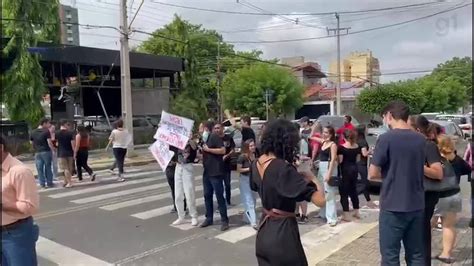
[310,133,322,160]
[336,123,355,145]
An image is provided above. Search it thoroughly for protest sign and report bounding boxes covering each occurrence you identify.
[149,140,174,170]
[154,111,194,150]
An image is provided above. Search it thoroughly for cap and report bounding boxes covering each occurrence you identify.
[299,116,310,123]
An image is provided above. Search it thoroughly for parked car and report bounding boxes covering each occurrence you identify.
[434,114,471,138]
[316,115,360,129]
[430,120,466,145]
[421,112,441,120]
[367,126,388,138]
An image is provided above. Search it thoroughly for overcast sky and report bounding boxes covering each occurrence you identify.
[62,0,472,82]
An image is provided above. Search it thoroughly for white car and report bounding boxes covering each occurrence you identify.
[434,114,471,139]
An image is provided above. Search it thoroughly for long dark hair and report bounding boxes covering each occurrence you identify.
[260,119,300,163]
[343,129,357,145]
[77,125,89,138]
[356,125,366,141]
[324,126,336,142]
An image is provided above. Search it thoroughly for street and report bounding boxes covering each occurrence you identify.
[34,163,384,266]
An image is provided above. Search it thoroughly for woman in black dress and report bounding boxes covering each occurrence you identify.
[250,119,325,266]
[338,129,361,222]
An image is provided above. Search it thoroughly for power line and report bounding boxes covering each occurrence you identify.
[225,2,472,43]
[0,18,120,32]
[129,0,145,28]
[150,1,439,16]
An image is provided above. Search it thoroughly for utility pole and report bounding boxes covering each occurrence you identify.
[264,89,273,121]
[119,0,134,151]
[216,41,222,122]
[327,13,350,116]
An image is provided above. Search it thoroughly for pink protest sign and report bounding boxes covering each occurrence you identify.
[154,111,194,150]
[149,140,175,170]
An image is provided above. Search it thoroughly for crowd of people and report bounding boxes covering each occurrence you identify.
[2,103,472,265]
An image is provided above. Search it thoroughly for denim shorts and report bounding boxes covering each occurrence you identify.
[435,193,462,215]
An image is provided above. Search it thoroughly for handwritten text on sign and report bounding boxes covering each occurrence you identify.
[149,140,174,170]
[154,111,194,150]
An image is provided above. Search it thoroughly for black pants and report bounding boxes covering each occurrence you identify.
[423,191,440,266]
[76,149,93,180]
[223,170,232,205]
[339,165,359,212]
[165,165,186,211]
[112,148,127,175]
[357,162,371,202]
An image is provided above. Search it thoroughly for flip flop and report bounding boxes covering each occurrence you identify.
[435,255,456,264]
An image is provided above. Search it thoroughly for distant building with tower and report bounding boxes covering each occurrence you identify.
[59,4,80,46]
[329,50,380,85]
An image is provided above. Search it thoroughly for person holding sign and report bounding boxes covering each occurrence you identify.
[199,121,230,231]
[172,137,198,226]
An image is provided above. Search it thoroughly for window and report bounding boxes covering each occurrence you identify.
[67,37,74,41]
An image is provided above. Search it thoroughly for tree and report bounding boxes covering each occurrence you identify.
[417,75,467,113]
[2,0,60,125]
[356,81,425,115]
[139,16,262,122]
[431,57,472,101]
[221,63,304,118]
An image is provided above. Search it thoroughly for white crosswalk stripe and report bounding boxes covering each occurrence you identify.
[100,179,238,211]
[131,188,241,220]
[48,170,163,199]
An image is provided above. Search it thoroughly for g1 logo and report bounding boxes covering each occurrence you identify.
[436,14,457,36]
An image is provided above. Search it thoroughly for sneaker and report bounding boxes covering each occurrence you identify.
[220,222,230,231]
[191,218,198,226]
[65,183,73,188]
[116,177,125,182]
[199,220,213,228]
[329,221,337,227]
[171,218,185,226]
[91,174,97,182]
[298,215,309,224]
[252,225,259,231]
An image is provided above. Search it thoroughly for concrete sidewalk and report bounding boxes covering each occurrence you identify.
[24,148,156,178]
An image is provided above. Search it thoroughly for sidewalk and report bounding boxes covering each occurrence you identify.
[317,198,473,265]
[24,147,156,178]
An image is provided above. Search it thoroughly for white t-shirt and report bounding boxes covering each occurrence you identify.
[109,129,131,148]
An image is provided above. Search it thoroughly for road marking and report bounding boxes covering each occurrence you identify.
[303,209,379,265]
[100,179,238,211]
[38,169,145,193]
[114,233,206,265]
[37,236,113,266]
[48,171,163,199]
[71,182,168,204]
[131,188,241,220]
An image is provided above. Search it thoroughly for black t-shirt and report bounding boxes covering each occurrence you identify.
[203,133,225,177]
[30,128,51,152]
[222,134,236,171]
[424,140,442,187]
[56,129,74,158]
[357,139,369,165]
[371,129,426,212]
[241,127,256,143]
[237,153,253,175]
[178,142,198,164]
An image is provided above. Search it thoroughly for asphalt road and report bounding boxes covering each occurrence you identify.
[34,163,385,266]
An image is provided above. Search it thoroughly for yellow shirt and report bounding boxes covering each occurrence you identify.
[1,154,39,225]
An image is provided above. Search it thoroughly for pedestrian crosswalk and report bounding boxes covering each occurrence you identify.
[39,167,380,255]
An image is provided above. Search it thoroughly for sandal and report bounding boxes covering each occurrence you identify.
[435,255,456,264]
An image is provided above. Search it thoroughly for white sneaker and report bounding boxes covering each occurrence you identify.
[172,218,185,226]
[191,218,198,226]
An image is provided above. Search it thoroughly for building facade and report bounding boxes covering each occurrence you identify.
[329,50,380,84]
[59,5,80,46]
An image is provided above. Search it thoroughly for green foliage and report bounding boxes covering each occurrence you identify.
[139,15,263,122]
[2,0,60,125]
[357,57,472,115]
[221,64,304,118]
[356,81,425,115]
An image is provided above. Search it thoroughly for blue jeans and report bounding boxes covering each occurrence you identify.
[1,217,39,266]
[203,174,229,223]
[239,174,257,226]
[35,151,53,187]
[318,161,338,224]
[379,210,425,266]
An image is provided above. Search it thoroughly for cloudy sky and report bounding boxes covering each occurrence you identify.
[62,0,472,82]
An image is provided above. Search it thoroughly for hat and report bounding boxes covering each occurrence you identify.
[299,116,310,123]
